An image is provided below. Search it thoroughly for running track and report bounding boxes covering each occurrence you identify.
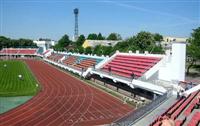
[0,60,132,126]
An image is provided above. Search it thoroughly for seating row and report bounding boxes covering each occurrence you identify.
[150,90,200,126]
[102,54,161,78]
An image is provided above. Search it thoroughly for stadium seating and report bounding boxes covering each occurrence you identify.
[47,53,64,62]
[43,50,50,55]
[150,90,200,126]
[0,48,37,55]
[19,49,37,54]
[58,55,103,71]
[102,55,161,78]
[73,58,96,70]
[63,56,77,65]
[187,111,200,126]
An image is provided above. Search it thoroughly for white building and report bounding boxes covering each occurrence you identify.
[33,38,57,53]
[161,36,188,50]
[163,36,187,42]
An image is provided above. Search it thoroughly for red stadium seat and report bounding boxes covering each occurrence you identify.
[150,90,200,126]
[102,54,162,78]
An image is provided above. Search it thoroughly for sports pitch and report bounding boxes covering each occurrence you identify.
[0,60,39,96]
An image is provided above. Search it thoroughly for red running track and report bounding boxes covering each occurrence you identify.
[0,60,133,126]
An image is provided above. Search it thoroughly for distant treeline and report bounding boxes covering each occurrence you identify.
[53,32,164,56]
[0,36,37,50]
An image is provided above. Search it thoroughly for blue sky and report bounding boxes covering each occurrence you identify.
[0,0,199,40]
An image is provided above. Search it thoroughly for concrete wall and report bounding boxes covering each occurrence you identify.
[171,42,186,81]
[158,42,186,81]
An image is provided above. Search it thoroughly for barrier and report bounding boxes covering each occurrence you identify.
[111,91,171,126]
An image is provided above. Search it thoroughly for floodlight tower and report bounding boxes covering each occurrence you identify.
[74,8,79,41]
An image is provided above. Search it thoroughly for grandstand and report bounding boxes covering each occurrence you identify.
[47,53,64,62]
[149,90,200,126]
[74,58,96,70]
[43,49,50,55]
[0,48,38,56]
[1,41,200,126]
[62,55,78,65]
[102,54,162,78]
[40,42,200,125]
[45,52,104,74]
[42,42,186,96]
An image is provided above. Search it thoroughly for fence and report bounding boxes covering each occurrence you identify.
[111,91,171,126]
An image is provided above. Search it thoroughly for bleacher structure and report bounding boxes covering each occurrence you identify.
[102,55,161,78]
[44,51,105,76]
[150,90,200,126]
[47,53,64,62]
[42,42,187,96]
[41,42,200,126]
[90,52,167,95]
[0,48,38,55]
[1,42,200,126]
[41,43,188,96]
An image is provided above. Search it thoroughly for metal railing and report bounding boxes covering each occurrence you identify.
[111,92,171,126]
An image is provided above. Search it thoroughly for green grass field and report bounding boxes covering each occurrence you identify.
[0,60,39,96]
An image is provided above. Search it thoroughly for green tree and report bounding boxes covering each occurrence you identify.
[87,33,98,40]
[0,36,10,49]
[112,33,163,54]
[93,45,103,56]
[113,41,128,52]
[85,47,92,54]
[18,39,37,47]
[107,33,122,40]
[0,36,37,49]
[76,34,85,46]
[77,46,84,54]
[135,31,155,51]
[147,45,164,54]
[54,34,71,51]
[154,33,163,42]
[97,33,105,40]
[102,46,113,56]
[186,27,200,75]
[58,34,71,47]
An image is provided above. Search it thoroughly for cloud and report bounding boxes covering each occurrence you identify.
[101,0,198,24]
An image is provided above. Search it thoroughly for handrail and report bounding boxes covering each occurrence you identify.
[111,91,172,126]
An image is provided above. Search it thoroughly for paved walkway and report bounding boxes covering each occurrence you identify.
[0,96,32,114]
[133,96,177,126]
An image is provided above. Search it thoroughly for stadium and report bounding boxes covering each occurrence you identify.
[0,1,199,126]
[0,39,199,126]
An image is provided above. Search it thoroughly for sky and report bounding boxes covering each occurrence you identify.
[0,0,199,40]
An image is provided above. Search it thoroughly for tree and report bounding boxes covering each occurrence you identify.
[0,36,37,49]
[154,33,163,42]
[93,45,103,56]
[102,46,113,56]
[97,33,105,40]
[87,33,98,40]
[58,34,71,47]
[147,44,164,54]
[85,47,92,54]
[54,34,71,51]
[77,46,84,54]
[18,39,36,47]
[107,33,122,40]
[76,35,85,46]
[186,27,200,75]
[135,31,155,51]
[0,36,10,49]
[113,41,128,52]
